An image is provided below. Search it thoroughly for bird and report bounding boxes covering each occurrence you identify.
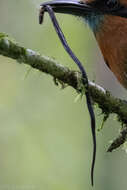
[39,0,127,186]
[40,0,127,88]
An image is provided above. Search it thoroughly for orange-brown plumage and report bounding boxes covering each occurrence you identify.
[78,0,127,88]
[121,0,127,5]
[95,15,127,88]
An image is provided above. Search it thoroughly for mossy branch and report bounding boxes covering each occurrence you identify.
[0,32,127,151]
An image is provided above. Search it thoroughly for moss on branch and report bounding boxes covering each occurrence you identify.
[0,32,127,151]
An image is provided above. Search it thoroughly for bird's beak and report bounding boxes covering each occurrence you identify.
[40,0,94,17]
[39,0,127,20]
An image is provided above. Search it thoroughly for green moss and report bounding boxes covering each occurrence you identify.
[98,113,109,131]
[0,33,8,39]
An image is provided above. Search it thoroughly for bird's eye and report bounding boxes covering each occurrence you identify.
[106,0,119,9]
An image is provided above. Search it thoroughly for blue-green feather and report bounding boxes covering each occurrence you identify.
[85,14,104,32]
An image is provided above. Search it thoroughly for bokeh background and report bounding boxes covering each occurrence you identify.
[0,0,127,190]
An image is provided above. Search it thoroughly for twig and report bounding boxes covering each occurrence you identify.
[107,125,127,152]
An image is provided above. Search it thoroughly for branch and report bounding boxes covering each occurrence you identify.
[0,32,127,151]
[107,125,127,152]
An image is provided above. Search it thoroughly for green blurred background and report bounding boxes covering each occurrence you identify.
[0,0,127,189]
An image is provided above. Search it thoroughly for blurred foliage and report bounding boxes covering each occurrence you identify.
[0,0,127,190]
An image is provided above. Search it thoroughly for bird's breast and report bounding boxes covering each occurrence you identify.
[94,15,127,89]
